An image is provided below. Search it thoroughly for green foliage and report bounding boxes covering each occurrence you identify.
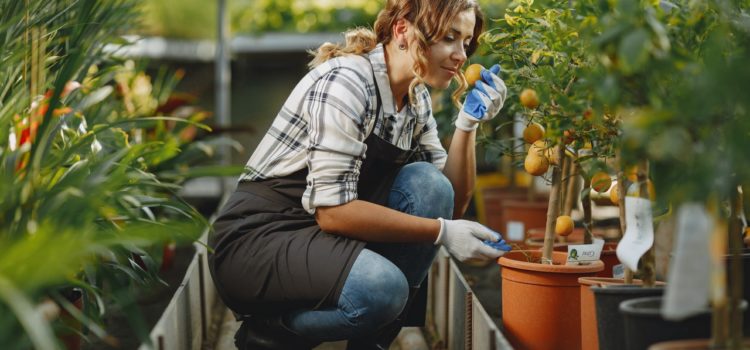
[451,0,749,204]
[464,0,620,178]
[577,0,750,202]
[0,0,239,348]
[138,0,507,38]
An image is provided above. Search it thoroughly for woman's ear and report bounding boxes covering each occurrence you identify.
[392,18,412,48]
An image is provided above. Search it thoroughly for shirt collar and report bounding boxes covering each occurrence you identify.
[367,43,431,124]
[367,43,398,115]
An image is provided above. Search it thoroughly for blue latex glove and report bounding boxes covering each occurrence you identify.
[456,64,508,131]
[483,238,512,252]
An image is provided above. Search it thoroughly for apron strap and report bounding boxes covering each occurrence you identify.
[367,63,382,137]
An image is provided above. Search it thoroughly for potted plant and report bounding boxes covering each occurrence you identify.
[479,1,615,348]
[0,1,237,348]
[576,0,750,348]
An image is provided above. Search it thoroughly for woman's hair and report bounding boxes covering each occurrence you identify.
[308,0,485,107]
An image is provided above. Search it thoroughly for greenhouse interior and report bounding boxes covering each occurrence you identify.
[2,0,749,349]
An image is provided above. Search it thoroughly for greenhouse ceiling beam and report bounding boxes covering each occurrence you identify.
[105,33,345,61]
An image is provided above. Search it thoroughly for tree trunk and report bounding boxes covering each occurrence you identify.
[542,145,565,264]
[617,167,633,284]
[727,185,744,349]
[563,159,578,216]
[638,160,656,287]
[560,155,570,214]
[582,169,593,245]
[710,212,729,348]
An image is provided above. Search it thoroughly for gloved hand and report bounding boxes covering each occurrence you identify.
[435,218,512,262]
[456,64,508,132]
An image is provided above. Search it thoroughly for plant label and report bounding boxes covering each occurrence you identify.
[506,221,524,241]
[566,238,605,265]
[661,203,712,320]
[612,264,625,279]
[616,197,655,271]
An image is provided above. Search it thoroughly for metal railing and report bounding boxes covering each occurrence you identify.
[429,248,514,350]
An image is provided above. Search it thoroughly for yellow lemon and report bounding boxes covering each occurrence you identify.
[555,215,574,236]
[465,63,484,86]
[520,88,540,109]
[523,122,545,144]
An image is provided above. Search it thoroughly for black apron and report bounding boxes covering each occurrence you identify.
[208,89,428,325]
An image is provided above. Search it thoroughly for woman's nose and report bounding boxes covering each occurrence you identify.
[452,45,467,64]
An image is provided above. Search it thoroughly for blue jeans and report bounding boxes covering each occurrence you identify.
[284,162,454,341]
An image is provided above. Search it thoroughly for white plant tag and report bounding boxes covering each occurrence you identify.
[567,238,605,265]
[612,264,625,279]
[616,197,655,271]
[661,203,712,320]
[506,221,525,241]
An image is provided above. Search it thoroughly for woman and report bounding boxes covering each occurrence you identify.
[209,0,511,348]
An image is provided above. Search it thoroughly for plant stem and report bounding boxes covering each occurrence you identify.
[728,185,744,349]
[638,160,656,287]
[710,208,729,348]
[542,144,565,264]
[564,159,578,216]
[617,155,633,283]
[560,155,570,215]
[581,168,593,244]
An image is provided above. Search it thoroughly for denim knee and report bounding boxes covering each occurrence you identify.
[389,162,454,219]
[339,249,409,334]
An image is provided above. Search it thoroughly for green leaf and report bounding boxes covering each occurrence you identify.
[0,277,58,350]
[618,28,651,74]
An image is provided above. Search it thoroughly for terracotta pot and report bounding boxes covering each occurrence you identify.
[499,250,603,350]
[578,278,665,350]
[525,230,620,278]
[597,244,620,277]
[478,187,528,232]
[648,338,750,350]
[59,289,83,350]
[160,241,177,272]
[500,200,549,248]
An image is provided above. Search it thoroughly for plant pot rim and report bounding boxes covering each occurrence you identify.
[501,199,549,208]
[649,338,750,350]
[579,277,666,287]
[498,250,604,273]
[620,296,747,317]
[590,284,665,295]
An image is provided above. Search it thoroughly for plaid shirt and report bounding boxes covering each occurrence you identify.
[239,43,447,214]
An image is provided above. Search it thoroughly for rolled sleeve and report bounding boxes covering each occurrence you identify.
[302,68,371,214]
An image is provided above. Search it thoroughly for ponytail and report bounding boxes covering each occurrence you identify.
[308,28,378,69]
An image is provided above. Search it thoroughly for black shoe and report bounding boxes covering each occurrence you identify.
[234,315,320,350]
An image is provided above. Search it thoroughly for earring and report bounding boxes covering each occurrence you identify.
[399,43,406,50]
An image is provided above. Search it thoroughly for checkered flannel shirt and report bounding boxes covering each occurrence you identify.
[239,43,448,214]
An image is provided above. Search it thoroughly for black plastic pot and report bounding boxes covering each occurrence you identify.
[591,285,665,350]
[619,296,711,350]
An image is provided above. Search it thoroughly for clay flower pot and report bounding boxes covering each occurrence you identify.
[498,250,603,350]
[500,200,548,247]
[526,230,620,278]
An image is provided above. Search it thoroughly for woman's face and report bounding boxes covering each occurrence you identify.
[423,9,476,89]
